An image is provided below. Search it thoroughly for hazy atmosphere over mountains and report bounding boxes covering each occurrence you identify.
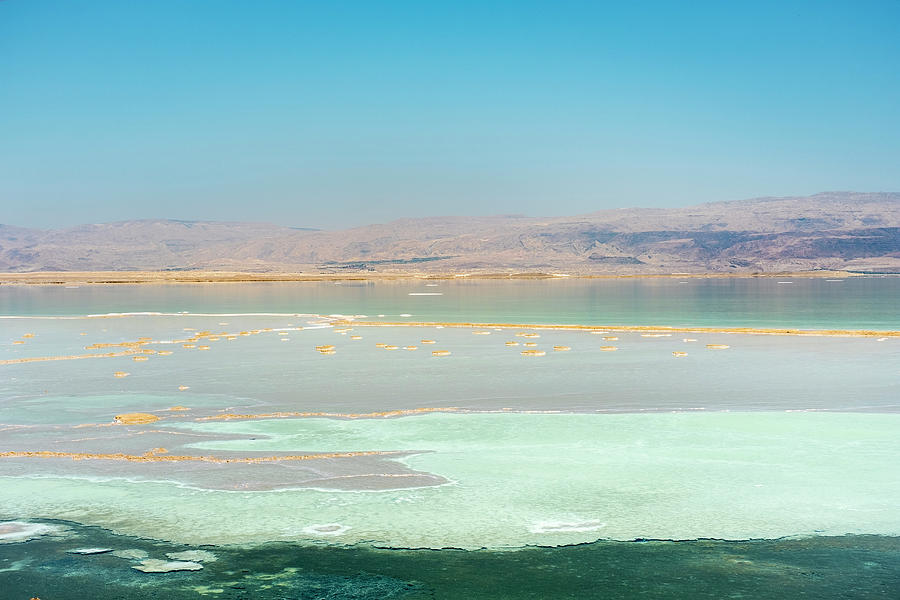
[2,192,899,274]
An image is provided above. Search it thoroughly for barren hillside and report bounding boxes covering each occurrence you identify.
[2,192,898,274]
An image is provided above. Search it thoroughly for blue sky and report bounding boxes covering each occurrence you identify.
[1,0,898,229]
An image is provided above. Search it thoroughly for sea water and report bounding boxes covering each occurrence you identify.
[1,279,898,598]
[2,276,899,329]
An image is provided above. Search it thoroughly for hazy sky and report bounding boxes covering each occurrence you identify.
[2,1,898,230]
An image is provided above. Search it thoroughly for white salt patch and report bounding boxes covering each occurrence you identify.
[0,558,32,572]
[133,559,203,573]
[529,520,607,534]
[301,523,351,536]
[166,550,217,563]
[0,521,66,544]
[112,549,149,560]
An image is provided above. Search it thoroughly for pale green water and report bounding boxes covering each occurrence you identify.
[2,412,899,549]
[2,276,899,328]
[2,318,899,417]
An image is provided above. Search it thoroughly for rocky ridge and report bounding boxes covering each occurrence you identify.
[2,192,898,274]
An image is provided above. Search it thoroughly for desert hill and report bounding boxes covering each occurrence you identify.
[2,192,898,274]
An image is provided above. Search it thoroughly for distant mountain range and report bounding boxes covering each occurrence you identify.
[2,192,899,274]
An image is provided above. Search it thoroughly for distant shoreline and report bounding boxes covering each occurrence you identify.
[0,269,875,285]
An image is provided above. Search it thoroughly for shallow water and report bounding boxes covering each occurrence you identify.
[1,281,898,597]
[2,411,898,549]
[2,317,898,418]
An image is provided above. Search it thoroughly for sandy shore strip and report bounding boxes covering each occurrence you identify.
[0,270,867,285]
[344,321,900,338]
[0,450,406,464]
[199,407,465,421]
[0,350,141,365]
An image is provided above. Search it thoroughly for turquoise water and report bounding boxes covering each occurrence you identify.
[1,281,899,597]
[3,412,896,549]
[2,276,899,328]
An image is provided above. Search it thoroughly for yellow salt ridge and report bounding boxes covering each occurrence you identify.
[113,413,160,425]
[201,406,463,421]
[0,350,139,365]
[349,321,899,338]
[0,449,404,464]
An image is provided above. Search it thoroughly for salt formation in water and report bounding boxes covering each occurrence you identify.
[111,549,149,560]
[0,521,68,544]
[529,520,606,534]
[113,413,160,425]
[301,524,352,536]
[166,550,217,562]
[67,547,113,554]
[133,559,203,572]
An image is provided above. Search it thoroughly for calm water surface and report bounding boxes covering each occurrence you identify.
[2,277,899,329]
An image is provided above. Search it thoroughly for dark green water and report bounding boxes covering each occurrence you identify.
[2,521,898,599]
